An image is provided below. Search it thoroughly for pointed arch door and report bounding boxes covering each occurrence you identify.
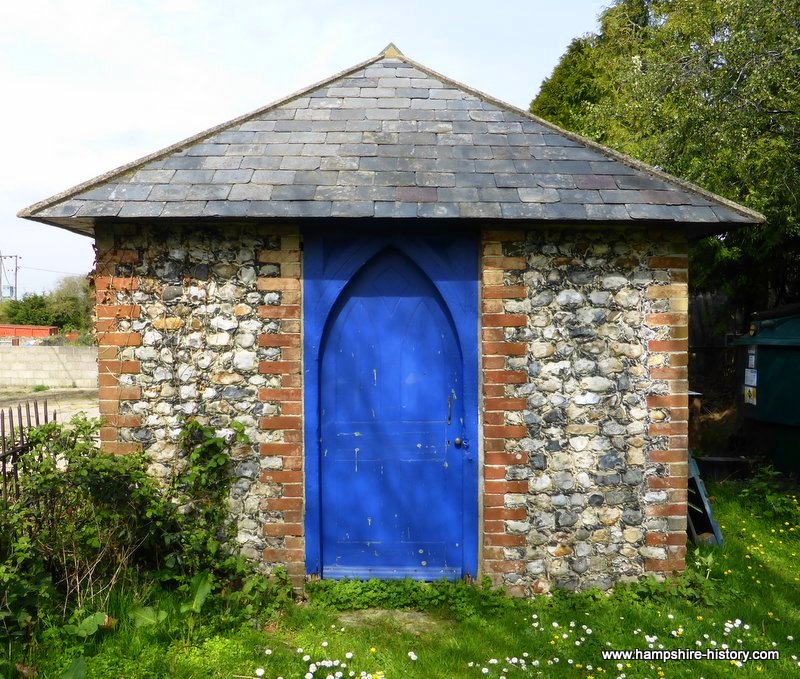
[304,231,478,580]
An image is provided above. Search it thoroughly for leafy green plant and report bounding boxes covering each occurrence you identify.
[134,418,253,587]
[305,577,516,621]
[63,611,112,639]
[129,606,168,629]
[59,655,87,679]
[740,465,800,521]
[612,549,725,608]
[31,384,49,393]
[10,416,173,613]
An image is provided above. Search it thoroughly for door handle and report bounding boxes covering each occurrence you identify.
[454,437,463,448]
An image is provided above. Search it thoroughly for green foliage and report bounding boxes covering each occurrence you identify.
[0,416,167,640]
[739,465,800,521]
[59,655,87,679]
[162,419,250,581]
[63,612,111,639]
[30,384,49,392]
[130,606,167,629]
[531,0,800,321]
[0,414,267,657]
[0,275,92,331]
[612,552,724,608]
[530,37,604,132]
[306,577,516,621]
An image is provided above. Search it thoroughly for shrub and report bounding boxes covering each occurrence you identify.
[1,417,172,631]
[0,415,259,644]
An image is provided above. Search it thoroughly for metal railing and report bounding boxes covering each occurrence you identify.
[0,400,56,502]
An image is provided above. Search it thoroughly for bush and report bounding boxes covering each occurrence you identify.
[0,415,261,646]
[0,417,173,638]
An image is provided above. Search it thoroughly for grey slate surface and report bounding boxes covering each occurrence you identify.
[20,46,763,233]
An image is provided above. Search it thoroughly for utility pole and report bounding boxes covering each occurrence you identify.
[0,255,20,300]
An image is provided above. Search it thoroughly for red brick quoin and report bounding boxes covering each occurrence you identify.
[257,229,305,588]
[94,244,143,456]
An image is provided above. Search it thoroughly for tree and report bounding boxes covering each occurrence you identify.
[47,276,93,331]
[0,276,92,331]
[0,294,53,326]
[531,0,800,322]
[531,37,603,134]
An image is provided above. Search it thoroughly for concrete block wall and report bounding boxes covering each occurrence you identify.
[0,346,97,388]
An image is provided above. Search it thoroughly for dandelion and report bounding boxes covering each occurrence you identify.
[322,641,329,647]
[304,655,311,662]
[255,670,265,678]
[482,668,489,675]
[345,652,353,659]
[265,649,273,656]
[489,658,498,664]
[408,651,418,661]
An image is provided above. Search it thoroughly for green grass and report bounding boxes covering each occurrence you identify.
[15,480,800,679]
[30,384,49,393]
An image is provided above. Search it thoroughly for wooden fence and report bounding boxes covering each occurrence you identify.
[0,400,56,502]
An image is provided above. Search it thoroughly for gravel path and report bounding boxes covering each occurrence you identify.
[0,387,99,423]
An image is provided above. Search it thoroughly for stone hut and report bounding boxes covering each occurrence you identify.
[20,44,761,594]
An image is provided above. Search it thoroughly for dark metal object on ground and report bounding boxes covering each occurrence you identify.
[687,456,724,546]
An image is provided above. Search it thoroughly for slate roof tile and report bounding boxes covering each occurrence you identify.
[21,44,763,232]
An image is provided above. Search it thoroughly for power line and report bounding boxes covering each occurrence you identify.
[19,266,85,276]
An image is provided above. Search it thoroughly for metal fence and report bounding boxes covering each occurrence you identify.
[0,400,56,502]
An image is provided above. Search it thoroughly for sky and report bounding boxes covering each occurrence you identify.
[0,0,609,295]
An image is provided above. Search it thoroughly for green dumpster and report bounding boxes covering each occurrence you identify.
[732,304,800,471]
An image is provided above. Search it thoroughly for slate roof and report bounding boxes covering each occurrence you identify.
[20,44,763,235]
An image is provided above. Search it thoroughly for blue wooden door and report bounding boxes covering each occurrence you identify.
[304,232,478,580]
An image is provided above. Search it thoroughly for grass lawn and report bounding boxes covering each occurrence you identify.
[20,479,800,679]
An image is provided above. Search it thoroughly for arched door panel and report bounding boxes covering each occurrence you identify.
[304,231,478,580]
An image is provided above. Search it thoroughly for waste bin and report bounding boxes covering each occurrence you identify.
[732,304,800,471]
